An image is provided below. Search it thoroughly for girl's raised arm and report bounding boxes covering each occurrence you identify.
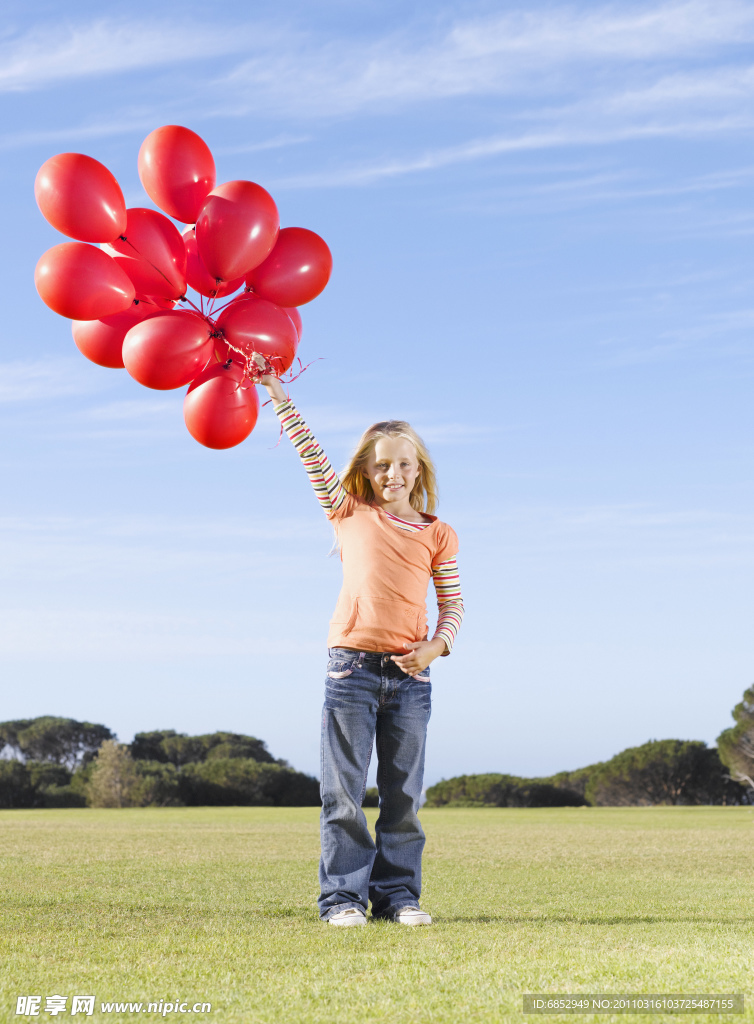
[254,360,347,515]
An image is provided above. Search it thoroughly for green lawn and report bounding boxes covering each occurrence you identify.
[0,806,752,1024]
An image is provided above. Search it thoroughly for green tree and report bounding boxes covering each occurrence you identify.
[584,740,740,806]
[424,740,745,808]
[204,735,278,764]
[133,761,182,807]
[178,759,320,806]
[0,717,114,769]
[129,730,201,765]
[86,741,140,808]
[0,760,86,808]
[547,765,600,799]
[716,685,754,794]
[26,762,71,790]
[0,761,34,808]
[425,773,586,808]
[25,761,84,807]
[129,730,276,765]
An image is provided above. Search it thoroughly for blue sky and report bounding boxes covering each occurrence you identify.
[1,0,752,786]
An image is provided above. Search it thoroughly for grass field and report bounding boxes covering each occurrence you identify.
[0,806,752,1024]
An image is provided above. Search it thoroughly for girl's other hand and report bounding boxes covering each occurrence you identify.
[391,638,446,675]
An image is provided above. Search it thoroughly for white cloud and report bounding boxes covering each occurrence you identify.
[467,503,754,567]
[0,118,165,151]
[0,19,264,92]
[0,606,297,658]
[448,163,754,221]
[0,511,333,657]
[4,1,754,108]
[272,114,754,189]
[0,512,323,548]
[4,2,754,179]
[221,0,754,117]
[0,359,102,402]
[81,399,176,421]
[212,134,312,156]
[601,63,754,113]
[445,0,754,62]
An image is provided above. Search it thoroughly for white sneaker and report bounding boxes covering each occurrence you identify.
[393,906,432,926]
[327,907,366,927]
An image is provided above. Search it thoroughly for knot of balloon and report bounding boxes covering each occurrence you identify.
[33,125,332,451]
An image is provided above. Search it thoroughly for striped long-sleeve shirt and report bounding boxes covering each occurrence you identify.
[274,399,464,652]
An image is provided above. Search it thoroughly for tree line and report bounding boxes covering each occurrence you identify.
[426,685,754,809]
[0,719,320,808]
[1,685,752,809]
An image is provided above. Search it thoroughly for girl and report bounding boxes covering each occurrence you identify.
[255,360,464,927]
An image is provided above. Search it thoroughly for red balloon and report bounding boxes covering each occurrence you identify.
[123,310,214,390]
[72,302,155,369]
[216,294,298,374]
[182,227,244,298]
[196,180,279,282]
[283,306,303,341]
[35,243,135,320]
[104,208,187,300]
[138,125,216,224]
[184,358,259,449]
[246,227,332,307]
[34,153,127,243]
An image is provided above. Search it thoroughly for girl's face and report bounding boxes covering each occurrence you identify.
[363,437,421,508]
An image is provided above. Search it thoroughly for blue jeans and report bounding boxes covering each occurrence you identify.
[319,648,432,920]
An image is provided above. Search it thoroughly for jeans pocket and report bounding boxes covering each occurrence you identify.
[326,650,360,680]
[402,676,432,715]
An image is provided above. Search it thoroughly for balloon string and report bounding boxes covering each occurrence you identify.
[118,236,179,294]
[203,294,237,317]
[134,293,200,318]
[117,235,209,319]
[270,418,285,449]
[118,235,246,323]
[179,294,205,316]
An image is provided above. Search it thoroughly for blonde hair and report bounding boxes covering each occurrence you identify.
[341,420,439,514]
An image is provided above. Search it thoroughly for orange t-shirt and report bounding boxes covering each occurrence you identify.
[327,493,459,653]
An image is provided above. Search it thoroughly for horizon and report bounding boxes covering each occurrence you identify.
[0,712,742,789]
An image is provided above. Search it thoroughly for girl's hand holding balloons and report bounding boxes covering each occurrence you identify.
[250,352,288,405]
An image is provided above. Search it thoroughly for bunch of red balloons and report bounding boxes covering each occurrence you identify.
[34,125,332,449]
